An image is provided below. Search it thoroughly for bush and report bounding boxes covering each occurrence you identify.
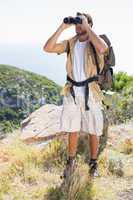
[119,138,133,154]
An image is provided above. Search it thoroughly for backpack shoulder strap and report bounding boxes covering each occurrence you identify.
[89,42,100,75]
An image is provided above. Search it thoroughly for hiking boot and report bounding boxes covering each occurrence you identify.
[60,156,77,179]
[88,159,100,178]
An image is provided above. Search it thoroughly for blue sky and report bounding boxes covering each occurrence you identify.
[1,0,133,86]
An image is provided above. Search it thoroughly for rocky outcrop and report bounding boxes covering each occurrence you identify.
[20,104,66,143]
[20,103,109,156]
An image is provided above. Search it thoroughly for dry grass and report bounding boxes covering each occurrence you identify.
[119,138,133,154]
[0,125,133,200]
[0,131,64,199]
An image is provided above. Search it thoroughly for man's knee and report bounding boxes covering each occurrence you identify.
[69,132,79,138]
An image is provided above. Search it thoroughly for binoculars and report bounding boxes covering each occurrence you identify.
[63,17,82,24]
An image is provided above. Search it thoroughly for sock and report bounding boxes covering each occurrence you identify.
[90,158,97,162]
[89,158,97,165]
[67,155,76,165]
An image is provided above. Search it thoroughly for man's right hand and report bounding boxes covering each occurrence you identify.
[60,16,74,30]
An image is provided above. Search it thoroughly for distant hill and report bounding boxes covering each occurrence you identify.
[0,64,62,136]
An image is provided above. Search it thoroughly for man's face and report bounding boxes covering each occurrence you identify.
[75,14,87,36]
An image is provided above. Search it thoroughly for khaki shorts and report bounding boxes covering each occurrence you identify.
[59,88,104,136]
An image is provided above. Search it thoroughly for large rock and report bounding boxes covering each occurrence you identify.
[20,103,109,155]
[20,104,66,143]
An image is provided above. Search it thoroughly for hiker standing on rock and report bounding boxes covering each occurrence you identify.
[43,12,109,178]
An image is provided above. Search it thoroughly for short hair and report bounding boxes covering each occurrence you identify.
[76,12,93,27]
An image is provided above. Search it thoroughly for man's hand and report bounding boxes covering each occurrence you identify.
[80,15,108,54]
[80,15,90,29]
[60,16,74,30]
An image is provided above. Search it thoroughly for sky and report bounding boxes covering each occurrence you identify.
[0,0,133,86]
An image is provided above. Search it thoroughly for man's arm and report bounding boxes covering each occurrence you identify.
[82,16,109,55]
[43,20,73,54]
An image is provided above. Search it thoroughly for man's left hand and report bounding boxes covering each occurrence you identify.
[80,15,91,30]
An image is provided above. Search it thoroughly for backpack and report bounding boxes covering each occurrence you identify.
[90,34,115,91]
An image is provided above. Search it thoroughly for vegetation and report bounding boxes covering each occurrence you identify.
[103,71,133,124]
[0,64,132,199]
[0,123,132,200]
[0,64,62,136]
[113,71,133,92]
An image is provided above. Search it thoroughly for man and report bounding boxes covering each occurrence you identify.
[43,12,108,178]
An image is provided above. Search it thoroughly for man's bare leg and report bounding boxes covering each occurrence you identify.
[62,132,79,178]
[68,133,100,159]
[88,134,100,159]
[68,132,79,158]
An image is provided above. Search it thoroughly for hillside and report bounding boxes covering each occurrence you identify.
[0,64,62,136]
[0,120,132,200]
[0,65,133,199]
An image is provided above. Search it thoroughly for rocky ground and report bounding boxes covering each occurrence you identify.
[0,119,132,200]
